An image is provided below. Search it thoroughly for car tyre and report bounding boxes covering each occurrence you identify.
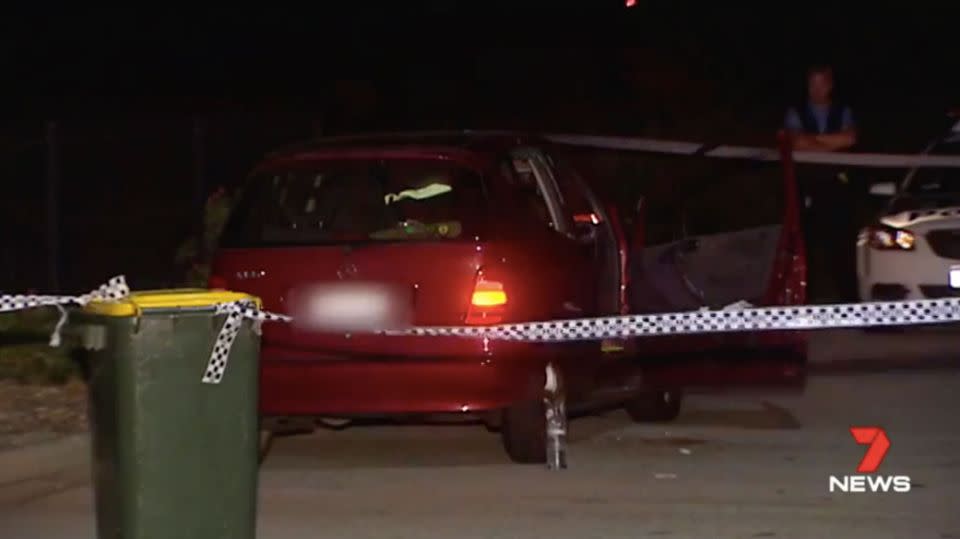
[624,389,683,422]
[501,399,547,464]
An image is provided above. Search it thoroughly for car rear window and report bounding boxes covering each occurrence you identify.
[220,159,487,247]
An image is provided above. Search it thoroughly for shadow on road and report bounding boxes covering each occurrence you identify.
[678,401,801,429]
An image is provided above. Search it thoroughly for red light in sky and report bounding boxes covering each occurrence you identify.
[625,0,636,6]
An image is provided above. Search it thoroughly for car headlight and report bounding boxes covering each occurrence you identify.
[863,225,915,250]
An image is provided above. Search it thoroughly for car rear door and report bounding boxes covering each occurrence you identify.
[508,147,598,319]
[493,148,611,400]
[545,150,623,317]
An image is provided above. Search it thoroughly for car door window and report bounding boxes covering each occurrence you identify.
[545,152,596,225]
[500,159,552,230]
[504,149,569,234]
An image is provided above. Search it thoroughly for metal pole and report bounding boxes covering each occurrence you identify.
[45,121,60,292]
[544,362,568,470]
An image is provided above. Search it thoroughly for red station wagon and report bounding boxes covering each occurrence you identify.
[211,132,807,463]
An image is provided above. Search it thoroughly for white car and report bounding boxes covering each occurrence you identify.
[857,119,960,301]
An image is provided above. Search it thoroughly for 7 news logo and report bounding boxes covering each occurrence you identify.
[829,427,911,494]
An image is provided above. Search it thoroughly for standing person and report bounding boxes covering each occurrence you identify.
[783,64,859,303]
[784,65,858,151]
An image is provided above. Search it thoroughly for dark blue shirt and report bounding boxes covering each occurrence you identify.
[784,102,855,134]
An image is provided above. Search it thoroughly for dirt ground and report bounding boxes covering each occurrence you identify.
[0,380,87,451]
[0,327,957,453]
[0,331,959,538]
[3,371,960,539]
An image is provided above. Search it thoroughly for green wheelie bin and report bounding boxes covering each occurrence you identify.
[75,289,262,539]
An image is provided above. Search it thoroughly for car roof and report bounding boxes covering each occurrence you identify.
[263,130,550,167]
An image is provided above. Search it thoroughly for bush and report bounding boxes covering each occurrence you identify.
[174,187,235,288]
[0,309,79,385]
[0,344,76,385]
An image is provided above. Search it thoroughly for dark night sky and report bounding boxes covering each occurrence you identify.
[2,2,957,144]
[1,1,959,290]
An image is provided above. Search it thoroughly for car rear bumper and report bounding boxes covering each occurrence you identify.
[259,352,546,416]
[259,334,807,417]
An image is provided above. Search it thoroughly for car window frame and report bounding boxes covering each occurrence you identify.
[508,147,573,236]
[542,150,600,220]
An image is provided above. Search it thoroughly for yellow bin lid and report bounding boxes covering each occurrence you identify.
[84,289,261,317]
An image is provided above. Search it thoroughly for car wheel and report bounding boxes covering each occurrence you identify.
[501,399,547,464]
[624,389,683,422]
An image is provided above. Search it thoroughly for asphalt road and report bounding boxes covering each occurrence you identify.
[2,331,960,539]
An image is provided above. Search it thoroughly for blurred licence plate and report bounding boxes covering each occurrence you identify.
[951,267,960,289]
[290,282,412,332]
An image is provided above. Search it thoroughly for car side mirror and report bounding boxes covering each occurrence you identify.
[869,182,896,196]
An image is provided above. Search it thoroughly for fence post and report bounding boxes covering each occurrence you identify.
[192,116,208,261]
[45,121,60,292]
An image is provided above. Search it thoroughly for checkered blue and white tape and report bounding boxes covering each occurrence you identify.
[0,276,292,385]
[393,298,960,341]
[0,276,131,346]
[0,276,130,312]
[202,300,291,384]
[3,282,960,384]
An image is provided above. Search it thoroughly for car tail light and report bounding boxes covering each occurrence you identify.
[208,274,229,290]
[465,271,508,325]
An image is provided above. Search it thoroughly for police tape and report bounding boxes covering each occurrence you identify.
[393,297,960,341]
[0,276,131,346]
[3,277,960,384]
[0,276,289,385]
[202,300,290,384]
[542,133,960,168]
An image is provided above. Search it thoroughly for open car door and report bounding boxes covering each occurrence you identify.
[622,137,807,389]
